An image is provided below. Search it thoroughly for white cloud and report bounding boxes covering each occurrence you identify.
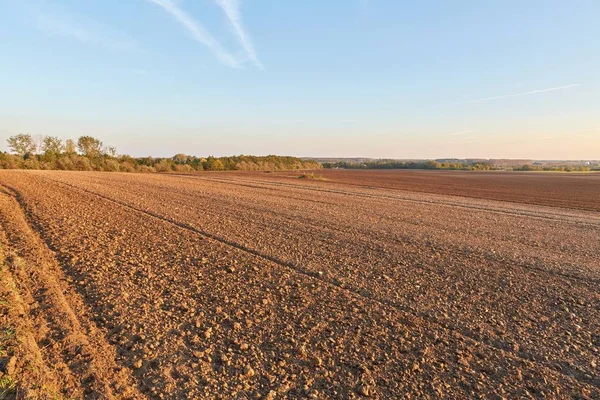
[32,6,139,52]
[215,0,263,69]
[148,0,241,68]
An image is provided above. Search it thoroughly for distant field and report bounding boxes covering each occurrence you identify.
[0,170,598,399]
[286,169,600,212]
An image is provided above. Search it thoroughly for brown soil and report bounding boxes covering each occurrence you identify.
[270,169,600,212]
[0,170,598,399]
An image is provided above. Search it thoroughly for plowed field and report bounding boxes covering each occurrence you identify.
[0,170,598,399]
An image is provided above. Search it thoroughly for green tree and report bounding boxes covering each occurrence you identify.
[77,136,103,157]
[7,134,36,156]
[42,136,64,155]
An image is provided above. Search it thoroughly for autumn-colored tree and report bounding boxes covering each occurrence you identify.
[65,139,77,154]
[204,156,225,171]
[172,154,189,164]
[77,136,103,157]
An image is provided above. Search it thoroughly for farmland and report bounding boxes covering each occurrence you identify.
[0,170,599,399]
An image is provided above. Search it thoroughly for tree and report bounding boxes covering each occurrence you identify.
[205,156,225,171]
[154,159,174,172]
[42,136,64,155]
[7,134,36,156]
[65,139,76,154]
[172,154,189,164]
[104,146,117,157]
[77,136,103,157]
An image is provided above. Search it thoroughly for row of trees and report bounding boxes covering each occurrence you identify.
[7,134,113,158]
[513,164,596,172]
[126,154,321,172]
[322,160,497,170]
[322,159,597,171]
[1,134,322,172]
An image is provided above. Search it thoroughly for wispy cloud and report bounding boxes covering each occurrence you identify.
[148,0,240,68]
[456,84,582,104]
[215,0,263,69]
[32,5,138,52]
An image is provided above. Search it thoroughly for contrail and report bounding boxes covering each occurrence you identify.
[456,83,581,104]
[215,0,263,69]
[148,0,240,68]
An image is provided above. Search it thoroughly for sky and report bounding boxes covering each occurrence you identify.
[1,0,599,159]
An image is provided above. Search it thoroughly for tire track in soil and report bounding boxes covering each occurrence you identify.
[278,173,600,214]
[48,172,600,285]
[179,175,600,227]
[246,171,600,214]
[8,173,566,398]
[95,174,600,286]
[0,183,145,400]
[39,172,600,387]
[309,170,600,214]
[37,175,600,390]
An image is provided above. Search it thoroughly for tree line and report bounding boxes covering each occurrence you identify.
[322,160,496,170]
[1,134,322,172]
[322,159,597,172]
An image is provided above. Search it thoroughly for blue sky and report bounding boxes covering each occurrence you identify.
[1,0,599,159]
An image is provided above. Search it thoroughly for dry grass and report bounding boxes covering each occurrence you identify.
[0,206,74,400]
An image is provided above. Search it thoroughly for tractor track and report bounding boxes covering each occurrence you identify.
[33,175,600,390]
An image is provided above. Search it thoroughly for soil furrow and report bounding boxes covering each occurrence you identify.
[0,184,145,399]
[40,172,600,281]
[2,170,598,399]
[35,175,600,389]
[183,175,600,226]
[35,174,595,380]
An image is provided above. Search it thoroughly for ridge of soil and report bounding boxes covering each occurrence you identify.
[0,170,598,399]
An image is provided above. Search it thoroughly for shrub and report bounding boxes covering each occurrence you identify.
[119,161,136,173]
[39,161,55,170]
[22,158,40,170]
[174,164,194,172]
[154,159,174,173]
[56,156,75,170]
[0,153,21,169]
[103,159,120,172]
[137,165,156,173]
[73,156,92,171]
